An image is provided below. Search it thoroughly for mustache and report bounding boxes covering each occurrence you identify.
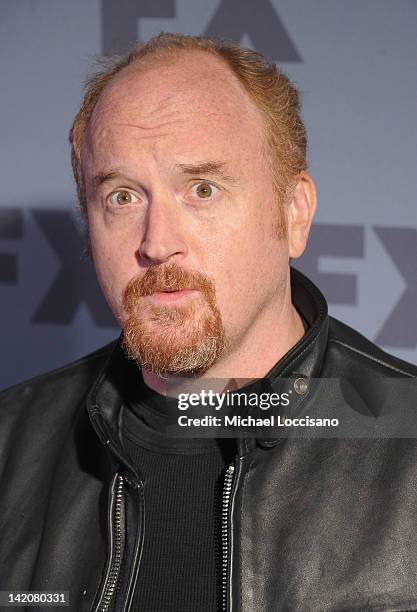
[122,263,216,311]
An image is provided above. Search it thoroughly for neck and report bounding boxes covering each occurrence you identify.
[141,277,305,395]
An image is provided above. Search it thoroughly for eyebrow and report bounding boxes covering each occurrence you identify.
[93,169,125,190]
[174,161,239,184]
[93,160,239,191]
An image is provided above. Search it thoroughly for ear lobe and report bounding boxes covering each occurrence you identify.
[288,172,317,259]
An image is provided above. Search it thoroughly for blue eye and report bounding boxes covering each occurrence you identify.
[191,182,219,199]
[108,190,139,206]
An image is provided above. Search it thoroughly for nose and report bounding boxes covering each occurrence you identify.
[138,193,188,264]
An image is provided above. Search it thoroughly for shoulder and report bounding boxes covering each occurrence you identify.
[325,316,417,377]
[0,339,119,421]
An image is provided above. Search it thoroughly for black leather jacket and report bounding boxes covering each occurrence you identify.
[1,267,417,612]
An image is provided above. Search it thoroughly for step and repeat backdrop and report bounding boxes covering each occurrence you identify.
[1,0,416,390]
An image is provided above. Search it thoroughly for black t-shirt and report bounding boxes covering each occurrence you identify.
[121,374,236,612]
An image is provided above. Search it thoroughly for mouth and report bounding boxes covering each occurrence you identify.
[145,288,199,304]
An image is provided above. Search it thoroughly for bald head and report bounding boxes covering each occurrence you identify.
[82,49,269,204]
[70,33,307,222]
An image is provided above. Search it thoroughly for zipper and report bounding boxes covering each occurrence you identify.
[221,463,235,612]
[122,476,145,612]
[96,474,125,612]
[97,463,236,611]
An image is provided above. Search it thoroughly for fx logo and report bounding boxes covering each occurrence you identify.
[100,0,301,61]
[0,208,416,349]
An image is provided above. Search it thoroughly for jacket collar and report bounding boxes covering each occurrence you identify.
[86,266,329,465]
[266,266,328,380]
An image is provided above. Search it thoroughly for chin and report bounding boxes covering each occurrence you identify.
[121,305,227,377]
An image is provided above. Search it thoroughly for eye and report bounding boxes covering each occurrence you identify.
[108,190,139,206]
[190,182,219,200]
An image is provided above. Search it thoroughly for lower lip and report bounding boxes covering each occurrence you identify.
[145,289,199,304]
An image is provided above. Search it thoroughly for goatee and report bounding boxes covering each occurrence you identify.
[121,262,227,376]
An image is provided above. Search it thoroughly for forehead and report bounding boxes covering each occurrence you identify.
[83,50,268,168]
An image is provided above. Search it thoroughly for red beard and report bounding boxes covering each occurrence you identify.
[121,262,227,376]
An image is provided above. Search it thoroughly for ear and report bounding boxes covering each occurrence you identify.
[287,172,317,259]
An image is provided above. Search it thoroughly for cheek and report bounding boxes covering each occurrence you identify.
[216,217,271,282]
[209,217,288,318]
[89,224,138,321]
[205,230,259,314]
[93,249,124,319]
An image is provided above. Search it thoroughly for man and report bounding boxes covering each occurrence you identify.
[0,32,416,612]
